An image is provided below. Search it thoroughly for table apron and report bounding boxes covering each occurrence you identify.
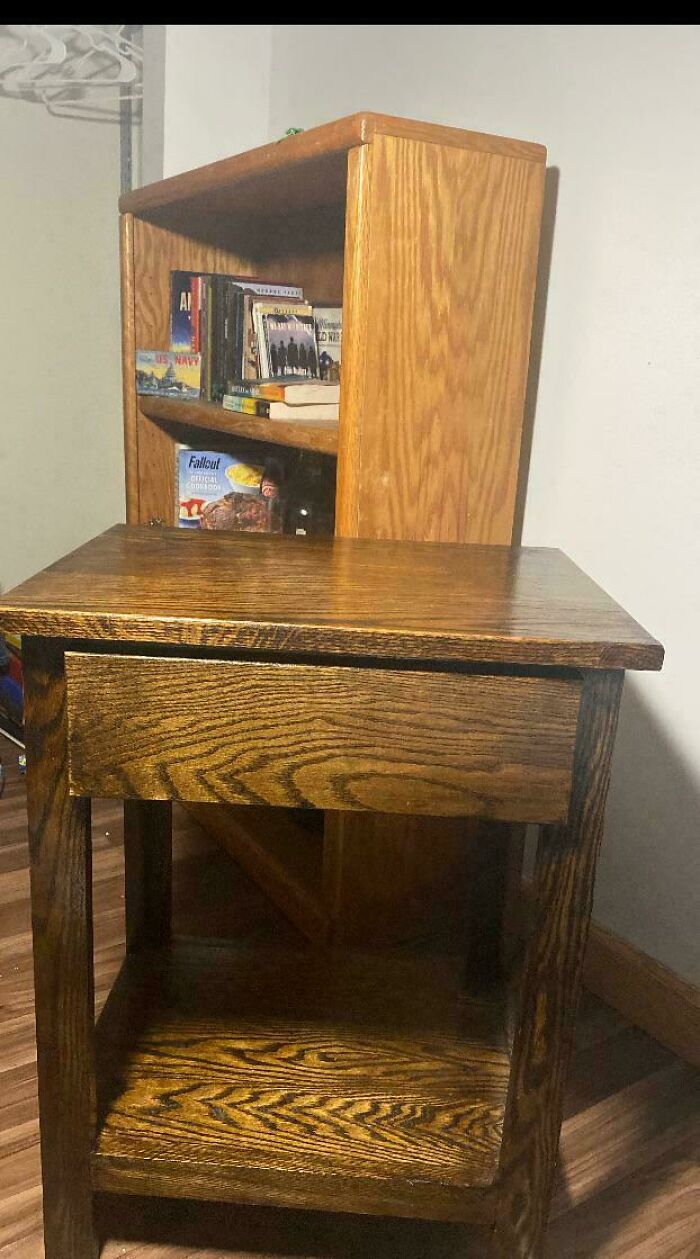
[64,651,581,823]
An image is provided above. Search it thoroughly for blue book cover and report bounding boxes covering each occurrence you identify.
[170,270,198,351]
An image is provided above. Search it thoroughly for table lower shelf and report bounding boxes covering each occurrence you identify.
[92,940,510,1223]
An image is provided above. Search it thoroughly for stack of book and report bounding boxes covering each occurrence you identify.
[135,270,341,424]
[223,377,339,423]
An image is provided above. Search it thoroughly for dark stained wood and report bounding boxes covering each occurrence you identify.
[65,653,581,823]
[493,670,625,1258]
[0,526,664,670]
[6,537,666,1256]
[21,638,99,1259]
[1,734,697,1258]
[123,800,172,953]
[92,941,508,1222]
[139,394,339,456]
[185,803,330,944]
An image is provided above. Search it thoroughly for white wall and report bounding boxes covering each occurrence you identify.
[0,97,124,592]
[151,25,700,984]
[161,25,272,176]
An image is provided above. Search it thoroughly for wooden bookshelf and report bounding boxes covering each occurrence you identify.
[139,396,338,456]
[120,111,546,947]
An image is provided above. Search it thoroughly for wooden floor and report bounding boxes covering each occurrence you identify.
[1,735,698,1257]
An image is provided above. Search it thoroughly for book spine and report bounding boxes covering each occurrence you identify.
[191,276,201,354]
[233,288,245,386]
[243,293,259,380]
[234,281,303,299]
[211,276,225,403]
[202,277,213,401]
[226,382,284,401]
[253,304,269,378]
[223,395,272,418]
[221,281,237,395]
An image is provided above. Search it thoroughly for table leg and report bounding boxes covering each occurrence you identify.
[124,799,172,952]
[492,670,624,1258]
[23,638,99,1259]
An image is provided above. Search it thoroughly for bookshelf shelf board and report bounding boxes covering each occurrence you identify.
[139,396,339,457]
[119,112,545,230]
[93,939,510,1220]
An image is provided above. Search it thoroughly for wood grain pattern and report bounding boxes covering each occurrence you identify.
[336,133,545,546]
[2,735,697,1257]
[331,128,546,947]
[120,212,139,522]
[64,653,580,822]
[92,941,508,1221]
[119,112,545,223]
[21,638,98,1259]
[138,395,338,456]
[118,110,549,990]
[494,670,625,1258]
[0,526,664,671]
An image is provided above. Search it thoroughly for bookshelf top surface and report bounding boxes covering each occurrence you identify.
[1,525,661,671]
[119,112,546,225]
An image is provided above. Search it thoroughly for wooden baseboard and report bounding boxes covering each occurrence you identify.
[583,921,700,1069]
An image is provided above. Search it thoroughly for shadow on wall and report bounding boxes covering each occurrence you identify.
[513,164,560,545]
[598,676,700,984]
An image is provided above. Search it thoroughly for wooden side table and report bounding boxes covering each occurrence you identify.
[0,525,663,1259]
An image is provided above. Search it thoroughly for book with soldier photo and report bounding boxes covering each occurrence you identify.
[258,312,320,381]
[314,306,342,381]
[252,301,314,378]
[170,270,303,354]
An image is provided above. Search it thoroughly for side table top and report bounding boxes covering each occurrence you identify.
[0,525,663,671]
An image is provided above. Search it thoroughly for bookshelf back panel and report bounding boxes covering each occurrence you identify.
[132,219,257,351]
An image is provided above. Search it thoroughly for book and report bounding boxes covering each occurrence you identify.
[170,271,196,351]
[177,446,284,532]
[226,379,340,405]
[314,306,342,381]
[223,394,339,422]
[0,631,23,744]
[191,275,202,353]
[136,350,201,399]
[253,302,317,378]
[170,270,303,354]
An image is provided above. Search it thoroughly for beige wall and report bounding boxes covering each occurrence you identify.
[147,25,700,984]
[0,96,124,591]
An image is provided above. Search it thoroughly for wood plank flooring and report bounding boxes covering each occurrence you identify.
[0,734,698,1257]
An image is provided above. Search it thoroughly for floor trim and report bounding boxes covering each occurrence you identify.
[583,922,700,1069]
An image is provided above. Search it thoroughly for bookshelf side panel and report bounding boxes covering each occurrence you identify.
[337,132,545,543]
[327,134,545,945]
[120,214,139,522]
